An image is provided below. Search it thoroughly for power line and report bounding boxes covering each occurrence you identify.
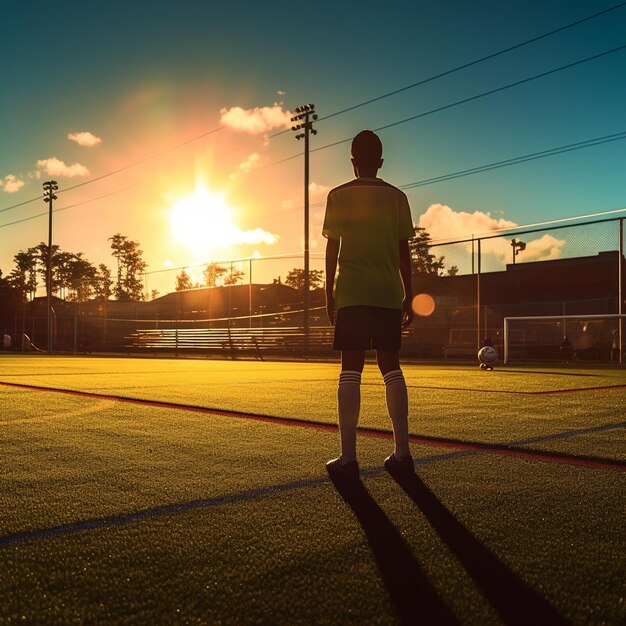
[241,130,626,219]
[318,2,626,123]
[1,3,623,216]
[266,44,626,169]
[428,207,626,245]
[400,131,626,189]
[0,127,227,216]
[0,195,44,214]
[0,185,139,229]
[2,129,624,231]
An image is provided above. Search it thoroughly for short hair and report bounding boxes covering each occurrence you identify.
[351,130,382,166]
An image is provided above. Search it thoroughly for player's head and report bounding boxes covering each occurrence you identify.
[351,130,383,172]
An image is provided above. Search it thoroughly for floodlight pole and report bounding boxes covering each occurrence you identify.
[619,218,623,365]
[511,238,526,265]
[43,180,59,353]
[291,104,318,355]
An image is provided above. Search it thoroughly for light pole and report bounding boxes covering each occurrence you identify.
[291,104,317,354]
[511,238,526,265]
[43,180,58,353]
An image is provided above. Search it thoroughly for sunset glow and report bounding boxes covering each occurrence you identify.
[169,185,237,256]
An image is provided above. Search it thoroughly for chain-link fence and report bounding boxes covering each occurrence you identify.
[419,216,624,362]
[6,219,624,363]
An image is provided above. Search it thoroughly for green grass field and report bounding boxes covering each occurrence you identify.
[1,354,624,625]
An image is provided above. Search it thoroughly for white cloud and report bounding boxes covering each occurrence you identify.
[419,203,517,240]
[277,90,286,96]
[309,182,330,203]
[231,227,277,245]
[220,104,292,134]
[36,157,89,178]
[2,174,25,193]
[281,199,295,210]
[419,203,565,261]
[68,131,102,147]
[234,153,261,176]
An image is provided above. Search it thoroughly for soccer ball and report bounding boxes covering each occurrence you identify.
[478,346,498,365]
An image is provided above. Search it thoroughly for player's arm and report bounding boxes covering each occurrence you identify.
[399,239,414,327]
[325,237,340,325]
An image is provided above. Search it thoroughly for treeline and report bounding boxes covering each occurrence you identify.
[174,265,325,292]
[2,233,146,303]
[1,226,457,304]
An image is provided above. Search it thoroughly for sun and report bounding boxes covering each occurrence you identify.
[169,184,237,256]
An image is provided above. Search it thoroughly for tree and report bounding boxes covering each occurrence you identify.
[284,268,324,291]
[447,265,459,276]
[203,263,227,287]
[34,242,61,296]
[175,269,193,291]
[8,248,38,301]
[409,227,446,277]
[64,254,98,302]
[10,245,99,303]
[108,234,147,301]
[223,266,244,286]
[94,264,113,300]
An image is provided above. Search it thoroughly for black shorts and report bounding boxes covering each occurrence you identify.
[333,306,402,351]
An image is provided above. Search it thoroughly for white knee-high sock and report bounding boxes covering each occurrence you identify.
[337,370,361,463]
[383,369,410,458]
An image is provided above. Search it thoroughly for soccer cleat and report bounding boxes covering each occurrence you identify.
[325,458,359,481]
[384,453,415,475]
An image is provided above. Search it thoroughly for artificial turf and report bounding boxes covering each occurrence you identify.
[0,355,624,624]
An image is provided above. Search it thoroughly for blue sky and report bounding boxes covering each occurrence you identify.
[1,0,625,293]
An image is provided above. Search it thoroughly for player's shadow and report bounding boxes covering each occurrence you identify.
[386,468,570,626]
[328,473,458,625]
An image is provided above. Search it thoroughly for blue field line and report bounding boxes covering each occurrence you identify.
[0,449,473,549]
[506,420,626,446]
[1,422,623,549]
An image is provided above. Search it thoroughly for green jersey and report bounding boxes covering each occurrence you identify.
[322,177,414,310]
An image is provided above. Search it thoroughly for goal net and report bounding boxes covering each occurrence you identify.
[503,314,624,364]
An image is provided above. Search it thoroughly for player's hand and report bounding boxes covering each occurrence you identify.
[326,294,335,326]
[401,298,414,328]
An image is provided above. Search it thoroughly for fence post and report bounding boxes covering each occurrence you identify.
[249,258,253,328]
[504,317,509,364]
[617,217,624,365]
[477,238,481,350]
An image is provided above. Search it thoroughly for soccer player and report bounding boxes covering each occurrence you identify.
[323,129,415,481]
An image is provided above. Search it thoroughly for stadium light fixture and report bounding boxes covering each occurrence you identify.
[290,103,318,354]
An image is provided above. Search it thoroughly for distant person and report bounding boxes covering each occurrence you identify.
[559,336,573,363]
[611,328,620,363]
[2,331,11,350]
[323,129,415,481]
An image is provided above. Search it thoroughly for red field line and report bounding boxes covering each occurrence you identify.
[1,380,624,472]
[402,383,626,395]
[535,383,626,395]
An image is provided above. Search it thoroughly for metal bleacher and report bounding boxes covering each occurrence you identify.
[126,326,335,358]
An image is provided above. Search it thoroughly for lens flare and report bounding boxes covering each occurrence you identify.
[412,293,436,317]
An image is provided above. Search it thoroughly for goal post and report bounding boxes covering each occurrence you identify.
[503,314,624,365]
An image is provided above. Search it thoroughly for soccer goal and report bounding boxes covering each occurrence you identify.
[503,314,624,364]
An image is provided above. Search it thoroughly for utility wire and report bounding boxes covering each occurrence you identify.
[267,130,626,217]
[427,206,626,245]
[4,128,621,231]
[267,44,626,168]
[2,3,623,216]
[318,2,626,122]
[401,131,626,189]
